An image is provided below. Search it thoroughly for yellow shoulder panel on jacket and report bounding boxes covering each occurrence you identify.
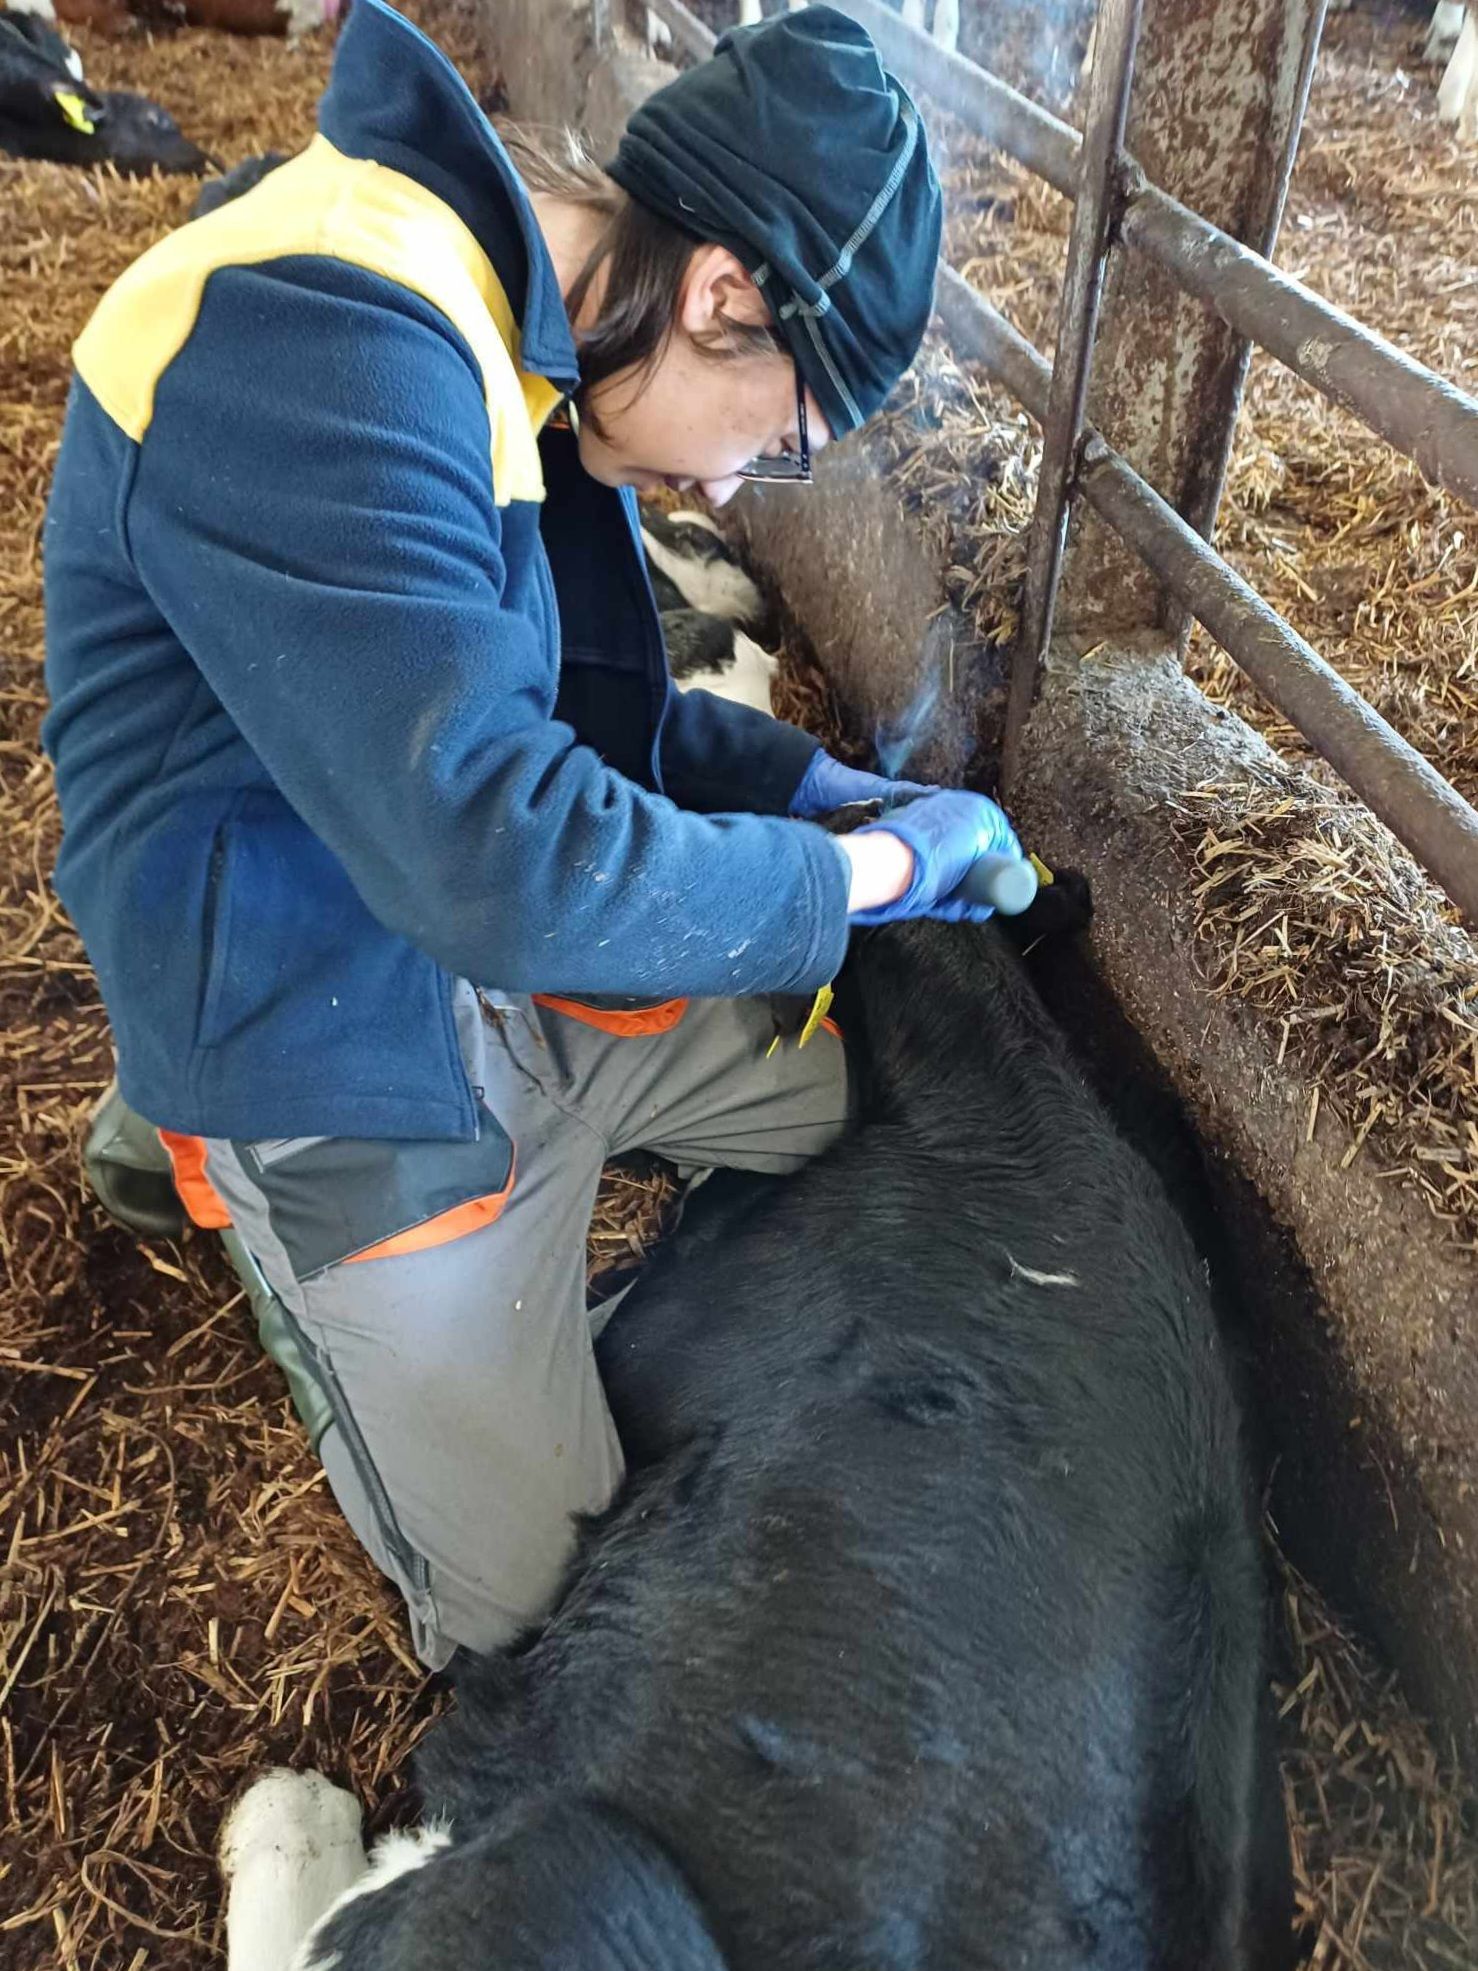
[72,136,561,506]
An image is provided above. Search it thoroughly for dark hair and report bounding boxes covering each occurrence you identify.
[501,121,782,431]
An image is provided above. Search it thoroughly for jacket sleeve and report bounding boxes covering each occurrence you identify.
[125,262,849,999]
[658,685,822,816]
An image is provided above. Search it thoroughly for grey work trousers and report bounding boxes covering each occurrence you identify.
[198,983,848,1669]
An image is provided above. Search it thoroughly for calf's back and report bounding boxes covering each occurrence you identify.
[321,919,1293,1970]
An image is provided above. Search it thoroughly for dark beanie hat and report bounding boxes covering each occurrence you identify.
[606,6,941,441]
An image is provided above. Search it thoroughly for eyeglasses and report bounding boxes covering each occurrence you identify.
[735,363,812,484]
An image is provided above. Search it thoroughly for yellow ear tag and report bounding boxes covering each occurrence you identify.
[1028,853,1055,887]
[796,983,834,1050]
[765,1035,782,1060]
[54,89,96,135]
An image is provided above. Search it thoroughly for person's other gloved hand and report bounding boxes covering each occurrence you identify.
[788,749,928,818]
[850,789,1023,925]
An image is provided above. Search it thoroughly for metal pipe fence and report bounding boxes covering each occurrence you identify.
[1008,0,1142,775]
[620,0,1478,924]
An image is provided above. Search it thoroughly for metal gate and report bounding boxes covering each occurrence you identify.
[622,0,1478,925]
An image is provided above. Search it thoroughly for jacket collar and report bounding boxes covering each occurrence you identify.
[318,0,580,387]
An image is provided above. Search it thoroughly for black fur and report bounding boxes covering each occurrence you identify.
[191,149,288,217]
[640,507,749,591]
[307,913,1291,1970]
[661,607,740,681]
[0,7,76,81]
[0,13,210,174]
[639,510,751,684]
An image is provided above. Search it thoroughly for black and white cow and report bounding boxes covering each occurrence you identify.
[1428,1,1477,134]
[0,0,211,172]
[639,505,780,713]
[221,880,1293,1971]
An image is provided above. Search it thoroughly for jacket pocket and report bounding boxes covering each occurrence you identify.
[196,816,239,1050]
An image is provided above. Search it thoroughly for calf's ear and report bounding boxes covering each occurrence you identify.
[309,1795,730,1971]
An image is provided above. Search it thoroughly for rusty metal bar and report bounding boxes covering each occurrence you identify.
[642,0,717,64]
[933,274,1478,923]
[624,0,1478,914]
[1008,0,1143,783]
[1138,0,1327,611]
[837,0,1478,517]
[1078,439,1478,924]
[935,264,1052,419]
[1120,184,1478,512]
[831,0,1080,195]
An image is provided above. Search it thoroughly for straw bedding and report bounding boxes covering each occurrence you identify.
[0,4,1474,1965]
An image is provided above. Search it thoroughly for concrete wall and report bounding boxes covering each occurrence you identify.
[483,0,1478,1771]
[1017,646,1478,1768]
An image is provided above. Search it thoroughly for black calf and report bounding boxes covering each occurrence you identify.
[0,7,210,173]
[307,912,1292,1970]
[191,147,287,216]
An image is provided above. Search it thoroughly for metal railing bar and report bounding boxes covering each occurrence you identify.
[834,0,1478,516]
[935,269,1478,924]
[1009,0,1144,785]
[935,262,1053,420]
[621,5,1478,916]
[1119,183,1478,513]
[831,0,1081,195]
[1155,0,1326,579]
[641,0,717,64]
[1080,445,1478,926]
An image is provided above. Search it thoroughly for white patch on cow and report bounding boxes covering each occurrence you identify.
[931,0,959,54]
[739,0,762,22]
[641,526,763,628]
[1426,1,1467,64]
[292,1823,454,1971]
[1007,1253,1081,1288]
[221,1769,367,1971]
[1438,8,1478,135]
[677,629,778,714]
[7,0,58,19]
[275,0,337,43]
[667,507,720,536]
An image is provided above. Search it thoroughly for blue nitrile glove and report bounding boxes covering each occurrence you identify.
[788,749,929,818]
[850,789,1023,925]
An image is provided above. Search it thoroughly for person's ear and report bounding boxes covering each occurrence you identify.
[678,244,771,338]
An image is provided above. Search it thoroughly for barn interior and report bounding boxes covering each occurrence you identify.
[2,0,1477,1964]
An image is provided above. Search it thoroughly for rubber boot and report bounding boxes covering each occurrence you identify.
[83,1080,188,1241]
[219,1227,335,1452]
[82,1082,334,1449]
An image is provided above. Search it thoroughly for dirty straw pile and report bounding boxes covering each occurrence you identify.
[0,5,1473,1967]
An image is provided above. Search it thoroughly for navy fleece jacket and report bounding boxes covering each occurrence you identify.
[42,0,848,1142]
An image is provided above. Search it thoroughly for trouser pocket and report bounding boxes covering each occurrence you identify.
[227,1124,516,1277]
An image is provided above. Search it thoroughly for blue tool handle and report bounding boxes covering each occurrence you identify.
[957,851,1038,915]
